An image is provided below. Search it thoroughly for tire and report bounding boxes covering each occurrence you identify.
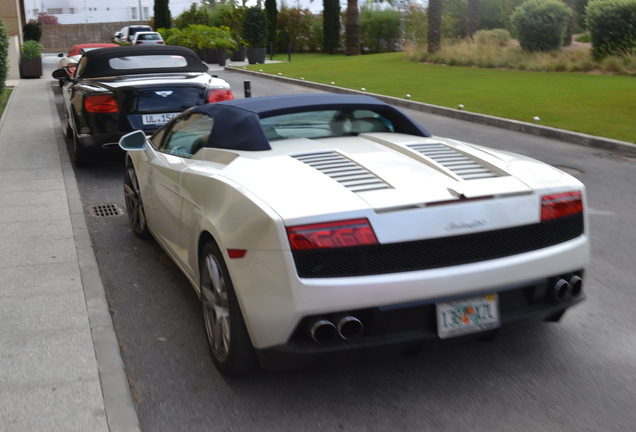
[72,132,97,168]
[123,163,151,239]
[200,242,257,376]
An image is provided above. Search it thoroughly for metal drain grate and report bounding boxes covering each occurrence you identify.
[90,204,124,217]
[595,153,635,163]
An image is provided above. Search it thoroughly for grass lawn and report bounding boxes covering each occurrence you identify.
[0,88,12,119]
[244,52,636,144]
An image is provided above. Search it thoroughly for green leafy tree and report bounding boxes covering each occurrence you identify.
[360,5,402,53]
[176,4,212,28]
[265,0,278,48]
[276,6,314,51]
[511,0,573,51]
[403,1,428,45]
[154,0,172,29]
[467,0,481,37]
[323,0,341,53]
[442,0,468,39]
[0,19,8,94]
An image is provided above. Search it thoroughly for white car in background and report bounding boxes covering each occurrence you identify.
[119,93,589,376]
[131,31,165,46]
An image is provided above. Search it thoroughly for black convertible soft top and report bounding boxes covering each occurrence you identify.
[190,94,432,151]
[79,45,208,78]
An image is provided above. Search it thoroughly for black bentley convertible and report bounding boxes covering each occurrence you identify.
[53,45,233,167]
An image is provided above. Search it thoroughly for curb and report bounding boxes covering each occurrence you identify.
[47,83,142,432]
[224,67,636,157]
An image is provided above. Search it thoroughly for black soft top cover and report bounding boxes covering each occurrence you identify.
[79,45,207,78]
[190,94,432,151]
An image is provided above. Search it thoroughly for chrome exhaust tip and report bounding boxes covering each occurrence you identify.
[553,278,572,302]
[336,315,364,341]
[568,275,583,297]
[307,319,337,344]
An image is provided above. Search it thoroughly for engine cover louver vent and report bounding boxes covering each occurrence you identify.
[407,142,499,180]
[293,151,392,193]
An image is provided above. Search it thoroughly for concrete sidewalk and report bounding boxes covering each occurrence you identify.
[0,75,140,431]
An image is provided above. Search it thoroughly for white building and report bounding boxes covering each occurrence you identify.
[22,0,200,24]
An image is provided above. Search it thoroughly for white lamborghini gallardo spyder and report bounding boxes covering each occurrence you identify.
[119,94,589,376]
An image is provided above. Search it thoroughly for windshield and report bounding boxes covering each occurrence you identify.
[260,109,394,141]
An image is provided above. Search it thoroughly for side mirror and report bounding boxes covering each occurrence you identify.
[119,130,147,151]
[58,52,63,57]
[52,68,69,79]
[114,32,123,38]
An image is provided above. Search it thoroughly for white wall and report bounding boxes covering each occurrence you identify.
[22,0,199,25]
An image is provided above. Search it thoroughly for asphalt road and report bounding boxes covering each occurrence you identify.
[49,59,636,432]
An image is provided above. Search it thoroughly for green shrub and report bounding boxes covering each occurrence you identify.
[575,33,591,42]
[0,19,8,94]
[242,7,268,48]
[21,40,43,60]
[23,22,42,42]
[511,0,573,52]
[360,6,402,53]
[175,4,211,28]
[474,29,511,46]
[586,0,636,58]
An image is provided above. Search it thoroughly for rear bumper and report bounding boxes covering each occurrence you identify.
[255,279,585,371]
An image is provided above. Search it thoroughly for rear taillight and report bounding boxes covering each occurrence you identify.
[207,89,234,103]
[84,95,119,113]
[157,41,164,44]
[541,191,583,221]
[287,218,378,251]
[135,41,143,45]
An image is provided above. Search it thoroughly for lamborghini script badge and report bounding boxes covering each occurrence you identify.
[445,219,487,231]
[155,91,173,97]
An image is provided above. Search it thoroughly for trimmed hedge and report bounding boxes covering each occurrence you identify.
[586,0,636,58]
[242,7,268,48]
[511,0,573,52]
[0,19,8,94]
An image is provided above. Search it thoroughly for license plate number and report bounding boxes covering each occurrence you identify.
[142,113,179,125]
[436,293,500,339]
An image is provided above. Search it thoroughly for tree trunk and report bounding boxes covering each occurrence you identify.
[562,0,575,46]
[427,0,442,53]
[345,0,360,56]
[467,0,481,38]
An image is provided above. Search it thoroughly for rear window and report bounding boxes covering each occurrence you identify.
[109,55,188,70]
[260,109,394,141]
[139,34,161,41]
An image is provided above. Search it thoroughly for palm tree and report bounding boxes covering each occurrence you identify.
[427,0,442,53]
[345,0,361,55]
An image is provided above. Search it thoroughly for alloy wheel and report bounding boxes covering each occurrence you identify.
[201,253,231,363]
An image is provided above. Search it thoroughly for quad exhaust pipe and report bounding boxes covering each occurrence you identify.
[551,274,583,302]
[306,315,364,343]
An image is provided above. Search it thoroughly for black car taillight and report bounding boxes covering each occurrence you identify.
[85,95,119,113]
[207,89,233,103]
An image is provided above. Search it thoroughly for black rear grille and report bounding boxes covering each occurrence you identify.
[292,213,584,278]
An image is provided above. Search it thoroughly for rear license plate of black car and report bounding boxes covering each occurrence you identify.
[142,113,179,125]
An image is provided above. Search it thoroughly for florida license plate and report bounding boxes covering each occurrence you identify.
[142,112,179,125]
[436,293,500,339]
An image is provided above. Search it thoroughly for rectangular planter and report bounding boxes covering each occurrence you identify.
[20,57,42,78]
